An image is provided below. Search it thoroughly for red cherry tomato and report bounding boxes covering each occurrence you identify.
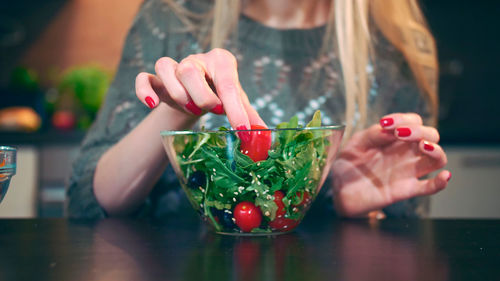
[233,202,262,232]
[292,191,311,207]
[240,124,272,162]
[273,191,286,218]
[269,217,299,232]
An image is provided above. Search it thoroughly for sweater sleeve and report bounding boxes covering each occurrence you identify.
[66,0,172,218]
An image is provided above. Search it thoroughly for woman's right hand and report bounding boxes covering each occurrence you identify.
[135,48,265,140]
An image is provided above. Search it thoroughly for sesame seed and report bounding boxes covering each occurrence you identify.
[304,177,308,181]
[257,162,261,166]
[234,192,239,195]
[266,195,272,200]
[233,198,237,202]
[265,211,270,216]
[288,152,292,156]
[257,175,261,178]
[200,204,203,208]
[219,193,224,197]
[232,217,236,222]
[293,207,298,212]
[257,182,261,185]
[213,168,216,172]
[245,150,249,154]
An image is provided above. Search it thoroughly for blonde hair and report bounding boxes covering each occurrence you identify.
[164,0,438,137]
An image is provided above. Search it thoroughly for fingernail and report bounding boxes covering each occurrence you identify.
[210,104,224,115]
[423,141,435,151]
[236,125,251,142]
[185,101,202,115]
[396,127,411,137]
[447,172,452,182]
[380,117,394,128]
[145,96,155,109]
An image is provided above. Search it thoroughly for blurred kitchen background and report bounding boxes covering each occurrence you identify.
[0,0,499,218]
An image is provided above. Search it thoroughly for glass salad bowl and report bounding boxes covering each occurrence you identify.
[0,146,17,204]
[161,112,344,235]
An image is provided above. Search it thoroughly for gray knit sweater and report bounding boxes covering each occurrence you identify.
[67,0,431,219]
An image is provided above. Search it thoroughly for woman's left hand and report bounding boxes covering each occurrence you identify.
[332,113,451,217]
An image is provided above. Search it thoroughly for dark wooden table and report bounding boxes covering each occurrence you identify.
[0,217,498,281]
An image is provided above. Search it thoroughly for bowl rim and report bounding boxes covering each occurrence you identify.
[0,146,16,151]
[160,125,346,136]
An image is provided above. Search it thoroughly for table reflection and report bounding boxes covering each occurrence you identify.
[86,218,449,281]
[181,232,319,281]
[313,219,449,281]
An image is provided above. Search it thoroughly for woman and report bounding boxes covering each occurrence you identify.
[67,0,450,219]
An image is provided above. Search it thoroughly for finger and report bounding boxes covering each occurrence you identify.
[393,125,440,143]
[239,86,267,127]
[205,49,251,134]
[391,170,450,202]
[175,55,222,115]
[379,112,423,130]
[154,57,193,112]
[416,170,451,196]
[416,140,448,178]
[356,123,398,149]
[135,72,171,109]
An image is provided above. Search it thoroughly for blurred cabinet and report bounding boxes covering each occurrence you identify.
[38,144,79,217]
[0,131,82,217]
[0,146,38,217]
[430,146,500,218]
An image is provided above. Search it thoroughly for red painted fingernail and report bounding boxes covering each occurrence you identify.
[145,96,155,109]
[423,141,435,151]
[447,172,452,182]
[380,117,394,128]
[210,104,224,115]
[236,125,251,142]
[396,127,411,137]
[185,101,202,115]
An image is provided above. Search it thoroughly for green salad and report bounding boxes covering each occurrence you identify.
[174,110,331,233]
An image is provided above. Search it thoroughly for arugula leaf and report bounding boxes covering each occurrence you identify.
[255,196,278,221]
[233,139,254,168]
[306,110,322,128]
[188,132,210,158]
